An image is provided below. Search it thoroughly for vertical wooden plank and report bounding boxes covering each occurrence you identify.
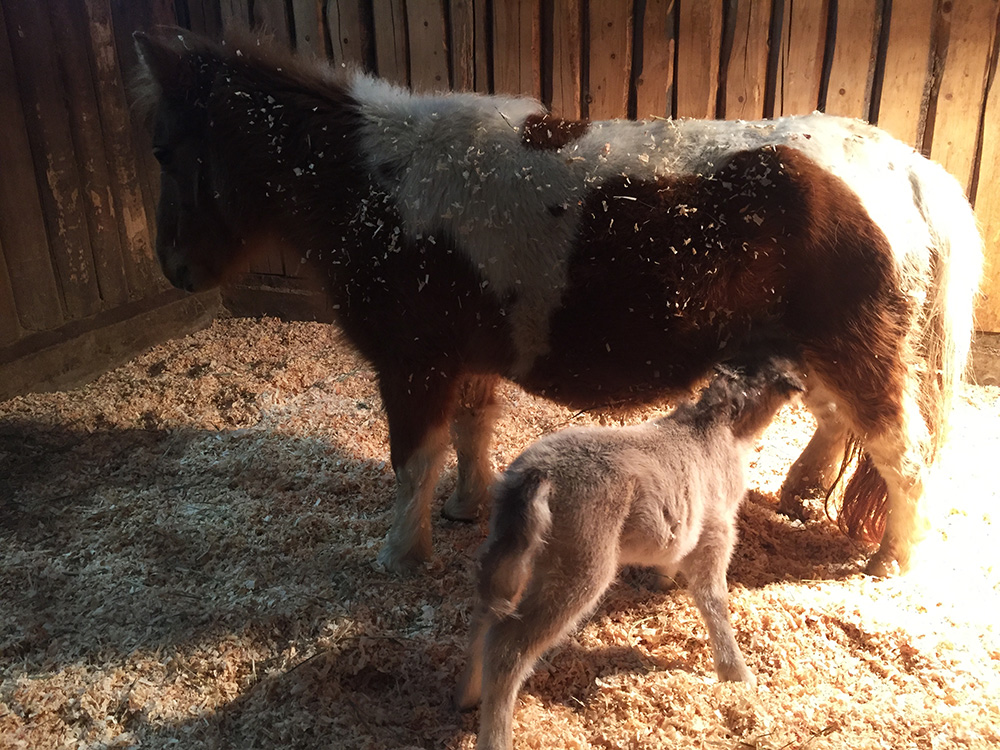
[253,0,292,46]
[722,0,772,120]
[974,27,1000,332]
[473,0,491,93]
[186,0,223,39]
[4,0,102,320]
[219,0,252,31]
[876,0,934,146]
[587,0,633,119]
[407,0,450,92]
[291,0,325,54]
[0,2,63,331]
[824,0,878,119]
[84,0,161,300]
[373,0,409,85]
[777,0,829,115]
[51,0,130,309]
[0,240,22,345]
[550,0,583,117]
[326,0,369,70]
[928,0,997,195]
[493,0,541,98]
[676,0,723,118]
[635,0,676,119]
[451,0,476,90]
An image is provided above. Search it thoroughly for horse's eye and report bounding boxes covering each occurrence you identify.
[152,146,171,165]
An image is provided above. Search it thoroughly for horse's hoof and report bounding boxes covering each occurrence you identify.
[777,487,827,523]
[441,490,483,523]
[864,551,905,577]
[377,541,429,575]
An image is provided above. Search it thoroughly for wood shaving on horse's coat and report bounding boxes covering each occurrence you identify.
[0,317,997,749]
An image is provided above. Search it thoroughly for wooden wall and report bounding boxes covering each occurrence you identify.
[1,1,999,400]
[0,0,218,400]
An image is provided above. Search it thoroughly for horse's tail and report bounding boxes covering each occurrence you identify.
[839,157,983,544]
[478,467,553,619]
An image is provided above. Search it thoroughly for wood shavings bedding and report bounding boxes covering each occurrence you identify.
[1,317,997,749]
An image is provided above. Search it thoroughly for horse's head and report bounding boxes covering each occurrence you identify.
[134,30,245,292]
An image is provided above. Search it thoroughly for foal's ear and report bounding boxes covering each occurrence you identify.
[133,30,203,101]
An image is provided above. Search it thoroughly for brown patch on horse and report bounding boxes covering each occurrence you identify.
[521,113,590,150]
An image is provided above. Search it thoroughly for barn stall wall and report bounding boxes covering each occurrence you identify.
[1,0,999,401]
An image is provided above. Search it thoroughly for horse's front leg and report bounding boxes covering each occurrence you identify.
[376,370,456,574]
[443,374,502,522]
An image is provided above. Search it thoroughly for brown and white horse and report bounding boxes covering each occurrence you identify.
[133,30,982,576]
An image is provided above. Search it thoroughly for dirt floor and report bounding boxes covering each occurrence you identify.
[1,317,998,750]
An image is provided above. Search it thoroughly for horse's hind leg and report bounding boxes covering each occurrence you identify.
[443,374,502,522]
[779,383,848,521]
[861,388,931,576]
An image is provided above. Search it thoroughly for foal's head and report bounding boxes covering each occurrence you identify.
[133,30,361,292]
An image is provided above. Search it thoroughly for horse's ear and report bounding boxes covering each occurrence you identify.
[133,30,202,102]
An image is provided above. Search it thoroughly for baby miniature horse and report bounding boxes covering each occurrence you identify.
[455,356,803,750]
[133,30,982,576]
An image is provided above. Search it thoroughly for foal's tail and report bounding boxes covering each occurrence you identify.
[840,157,983,544]
[478,467,553,619]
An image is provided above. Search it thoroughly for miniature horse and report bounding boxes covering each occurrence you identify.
[455,355,803,750]
[133,30,982,576]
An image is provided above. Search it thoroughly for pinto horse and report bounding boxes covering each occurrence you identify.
[133,30,982,576]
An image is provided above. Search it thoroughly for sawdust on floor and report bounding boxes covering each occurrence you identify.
[1,317,998,750]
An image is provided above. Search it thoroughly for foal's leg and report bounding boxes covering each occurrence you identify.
[475,559,618,750]
[679,522,755,685]
[779,386,848,521]
[443,374,502,522]
[376,371,455,573]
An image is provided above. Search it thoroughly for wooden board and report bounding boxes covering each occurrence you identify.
[777,0,829,115]
[587,0,633,119]
[252,0,292,46]
[406,0,450,92]
[84,0,163,300]
[550,0,583,117]
[325,0,370,71]
[928,0,997,195]
[4,0,102,320]
[824,0,878,119]
[473,0,490,93]
[185,0,223,39]
[0,240,22,346]
[290,0,324,55]
[372,0,409,86]
[972,13,1000,332]
[0,0,63,331]
[219,0,251,31]
[721,0,772,120]
[493,0,540,98]
[52,1,131,310]
[634,0,675,120]
[450,0,476,91]
[676,0,723,119]
[875,0,933,146]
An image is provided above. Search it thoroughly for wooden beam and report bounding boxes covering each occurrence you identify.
[634,0,675,120]
[824,0,878,119]
[677,0,723,119]
[406,0,450,92]
[876,0,934,146]
[372,0,409,86]
[721,0,772,120]
[777,0,828,115]
[551,0,583,117]
[587,0,633,119]
[928,0,997,195]
[493,0,540,98]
